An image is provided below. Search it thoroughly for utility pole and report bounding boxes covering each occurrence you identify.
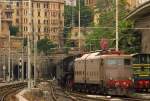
[116,0,119,51]
[78,0,81,50]
[8,31,11,82]
[0,9,1,34]
[33,16,37,87]
[28,0,32,89]
[3,48,6,81]
[71,0,74,27]
[11,53,14,80]
[22,36,24,81]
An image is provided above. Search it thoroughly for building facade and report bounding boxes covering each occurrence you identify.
[7,0,64,46]
[84,0,96,7]
[0,3,13,37]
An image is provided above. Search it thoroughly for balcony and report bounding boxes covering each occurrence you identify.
[1,14,12,22]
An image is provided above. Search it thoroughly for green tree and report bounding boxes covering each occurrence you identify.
[37,38,55,55]
[64,0,94,44]
[9,26,19,36]
[85,0,141,53]
[64,0,93,28]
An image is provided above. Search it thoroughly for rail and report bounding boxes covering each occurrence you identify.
[45,80,150,101]
[0,82,27,101]
[49,81,57,101]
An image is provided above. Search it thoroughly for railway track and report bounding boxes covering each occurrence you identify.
[56,88,150,101]
[50,80,150,101]
[120,97,150,101]
[52,85,107,101]
[0,82,27,101]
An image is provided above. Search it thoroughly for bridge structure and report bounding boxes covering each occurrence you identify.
[126,0,150,53]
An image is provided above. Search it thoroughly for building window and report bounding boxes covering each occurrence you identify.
[37,3,40,8]
[24,18,28,24]
[26,2,28,6]
[24,10,26,15]
[16,2,19,7]
[26,27,28,31]
[45,12,47,17]
[44,3,48,8]
[44,20,46,24]
[38,20,40,24]
[32,11,34,16]
[44,27,48,33]
[24,26,28,32]
[16,19,19,23]
[24,18,25,23]
[16,10,19,16]
[47,20,48,24]
[38,11,40,17]
[38,27,41,32]
[32,3,34,7]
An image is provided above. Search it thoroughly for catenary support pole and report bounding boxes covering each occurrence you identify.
[116,0,119,51]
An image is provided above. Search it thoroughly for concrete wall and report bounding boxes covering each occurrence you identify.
[135,15,150,53]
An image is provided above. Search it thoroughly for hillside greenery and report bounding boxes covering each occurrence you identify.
[85,0,141,53]
[64,0,94,48]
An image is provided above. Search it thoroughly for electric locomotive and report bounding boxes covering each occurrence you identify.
[132,53,150,92]
[73,50,133,96]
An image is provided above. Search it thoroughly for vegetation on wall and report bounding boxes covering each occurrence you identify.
[37,38,55,55]
[9,25,19,36]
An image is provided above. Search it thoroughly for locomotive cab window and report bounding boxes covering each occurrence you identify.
[105,59,123,65]
[124,59,131,65]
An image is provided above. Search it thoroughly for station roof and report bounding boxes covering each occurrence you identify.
[126,1,150,20]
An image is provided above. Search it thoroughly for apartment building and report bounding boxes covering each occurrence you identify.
[0,3,13,38]
[3,0,64,46]
[84,0,96,7]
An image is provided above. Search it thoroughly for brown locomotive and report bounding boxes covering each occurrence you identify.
[73,50,133,95]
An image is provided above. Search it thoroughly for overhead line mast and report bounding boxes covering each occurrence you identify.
[116,0,119,51]
[78,0,81,50]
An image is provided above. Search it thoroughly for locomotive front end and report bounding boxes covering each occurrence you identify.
[104,54,133,95]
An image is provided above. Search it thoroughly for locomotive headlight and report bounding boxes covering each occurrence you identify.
[115,82,119,87]
[132,79,134,82]
[129,77,134,82]
[129,77,132,80]
[123,82,126,85]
